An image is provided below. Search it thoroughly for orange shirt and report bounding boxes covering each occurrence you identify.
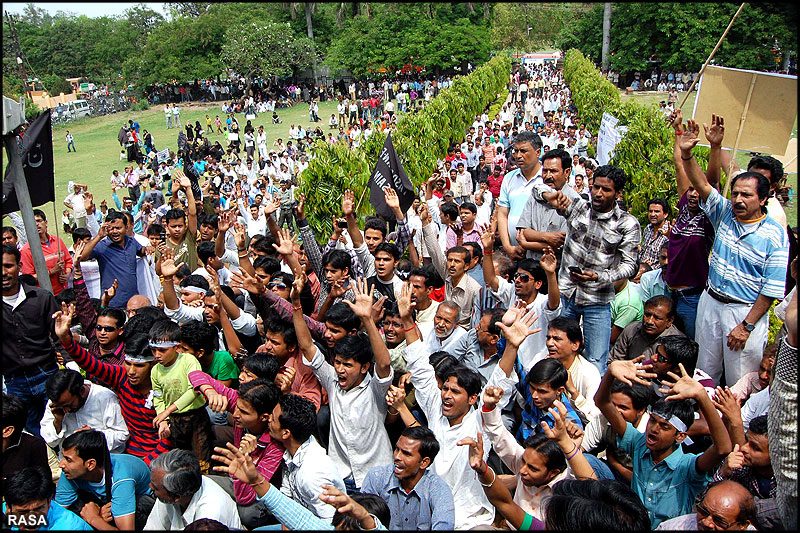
[20,234,73,296]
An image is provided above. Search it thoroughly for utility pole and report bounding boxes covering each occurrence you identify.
[601,3,612,71]
[4,11,30,96]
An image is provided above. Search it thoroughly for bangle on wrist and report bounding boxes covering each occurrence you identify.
[565,442,580,461]
[403,325,416,331]
[681,153,694,161]
[480,466,496,487]
[292,305,302,311]
[248,476,267,488]
[387,408,399,416]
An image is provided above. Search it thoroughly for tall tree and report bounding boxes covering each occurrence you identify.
[220,21,314,95]
[601,2,611,70]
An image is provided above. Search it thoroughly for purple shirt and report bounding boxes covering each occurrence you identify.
[663,192,714,288]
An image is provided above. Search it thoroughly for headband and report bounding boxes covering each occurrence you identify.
[125,352,155,363]
[181,285,208,295]
[650,409,688,433]
[149,340,179,349]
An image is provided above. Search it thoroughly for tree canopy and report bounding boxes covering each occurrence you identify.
[2,1,795,101]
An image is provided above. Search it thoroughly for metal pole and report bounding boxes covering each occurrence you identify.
[722,72,757,199]
[3,134,52,292]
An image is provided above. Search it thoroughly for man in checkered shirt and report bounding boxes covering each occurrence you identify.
[531,164,641,373]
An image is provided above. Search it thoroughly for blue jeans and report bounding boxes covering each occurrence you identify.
[4,365,58,437]
[670,289,701,340]
[584,453,615,480]
[560,295,612,373]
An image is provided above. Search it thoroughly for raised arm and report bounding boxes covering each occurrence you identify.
[342,189,364,249]
[659,363,733,473]
[480,215,500,292]
[540,246,560,311]
[668,110,691,197]
[273,227,302,277]
[344,278,391,379]
[703,114,725,190]
[78,223,107,263]
[290,270,316,362]
[677,119,714,201]
[419,202,447,279]
[159,246,184,312]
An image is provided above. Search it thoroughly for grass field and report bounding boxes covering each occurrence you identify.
[6,99,340,229]
[4,90,795,234]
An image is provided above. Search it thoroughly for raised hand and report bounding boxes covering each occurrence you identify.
[384,187,400,210]
[343,278,375,320]
[230,269,265,295]
[386,384,407,410]
[540,246,558,274]
[456,432,485,471]
[294,193,306,220]
[482,386,504,411]
[496,306,540,349]
[319,485,374,527]
[371,294,388,324]
[328,278,346,299]
[668,108,684,133]
[607,355,657,386]
[232,222,247,251]
[264,197,281,216]
[290,268,306,303]
[217,209,234,233]
[101,279,119,308]
[540,399,572,446]
[712,386,743,424]
[721,443,745,477]
[212,442,261,485]
[501,300,527,326]
[52,302,76,342]
[703,114,725,147]
[678,119,701,152]
[479,218,495,250]
[272,228,296,256]
[239,433,258,456]
[160,248,185,279]
[658,363,704,401]
[418,201,431,226]
[342,189,355,217]
[397,281,415,320]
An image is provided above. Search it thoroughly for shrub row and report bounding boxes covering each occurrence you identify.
[563,49,711,225]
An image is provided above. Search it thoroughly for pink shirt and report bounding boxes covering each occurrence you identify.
[188,371,284,505]
[729,372,768,403]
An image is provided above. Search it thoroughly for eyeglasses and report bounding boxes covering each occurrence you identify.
[268,281,287,290]
[696,502,740,529]
[95,325,118,332]
[514,272,531,282]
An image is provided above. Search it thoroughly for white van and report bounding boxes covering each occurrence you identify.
[66,100,91,119]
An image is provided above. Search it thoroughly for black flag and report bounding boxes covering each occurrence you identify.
[3,111,56,214]
[368,133,415,221]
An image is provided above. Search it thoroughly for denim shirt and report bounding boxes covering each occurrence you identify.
[617,421,710,529]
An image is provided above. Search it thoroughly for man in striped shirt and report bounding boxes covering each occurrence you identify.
[53,305,170,464]
[677,119,789,386]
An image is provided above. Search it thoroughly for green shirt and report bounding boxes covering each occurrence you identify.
[611,280,644,329]
[151,352,206,413]
[205,350,240,385]
[158,229,198,272]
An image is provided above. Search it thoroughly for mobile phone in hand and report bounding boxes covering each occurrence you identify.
[337,220,348,229]
[568,265,583,275]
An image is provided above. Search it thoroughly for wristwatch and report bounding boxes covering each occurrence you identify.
[741,320,755,332]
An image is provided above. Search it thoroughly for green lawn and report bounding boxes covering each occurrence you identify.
[8,99,339,227]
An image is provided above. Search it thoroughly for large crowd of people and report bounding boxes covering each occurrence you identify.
[2,61,797,531]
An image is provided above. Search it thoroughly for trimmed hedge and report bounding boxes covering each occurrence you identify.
[563,49,712,225]
[300,54,511,240]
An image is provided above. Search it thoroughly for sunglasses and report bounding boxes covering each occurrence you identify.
[95,325,118,332]
[268,281,287,290]
[696,502,740,530]
[514,272,531,282]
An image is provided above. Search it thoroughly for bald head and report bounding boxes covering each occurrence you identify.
[126,295,152,317]
[698,481,755,530]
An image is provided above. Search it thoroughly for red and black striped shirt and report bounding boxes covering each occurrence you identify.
[63,337,170,464]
